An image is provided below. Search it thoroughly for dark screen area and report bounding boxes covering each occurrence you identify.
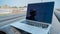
[26,2,54,24]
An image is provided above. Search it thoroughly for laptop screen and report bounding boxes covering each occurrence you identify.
[26,2,54,24]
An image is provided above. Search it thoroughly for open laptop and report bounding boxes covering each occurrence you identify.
[21,2,54,28]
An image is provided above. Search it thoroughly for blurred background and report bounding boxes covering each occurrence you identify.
[0,0,59,15]
[0,0,60,34]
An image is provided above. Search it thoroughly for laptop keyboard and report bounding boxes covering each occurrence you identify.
[21,20,49,28]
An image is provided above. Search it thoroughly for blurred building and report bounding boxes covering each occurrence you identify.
[0,4,27,15]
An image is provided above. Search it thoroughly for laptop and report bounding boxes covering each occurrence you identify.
[21,2,54,28]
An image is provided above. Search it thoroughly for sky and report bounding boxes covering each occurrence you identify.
[0,0,60,8]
